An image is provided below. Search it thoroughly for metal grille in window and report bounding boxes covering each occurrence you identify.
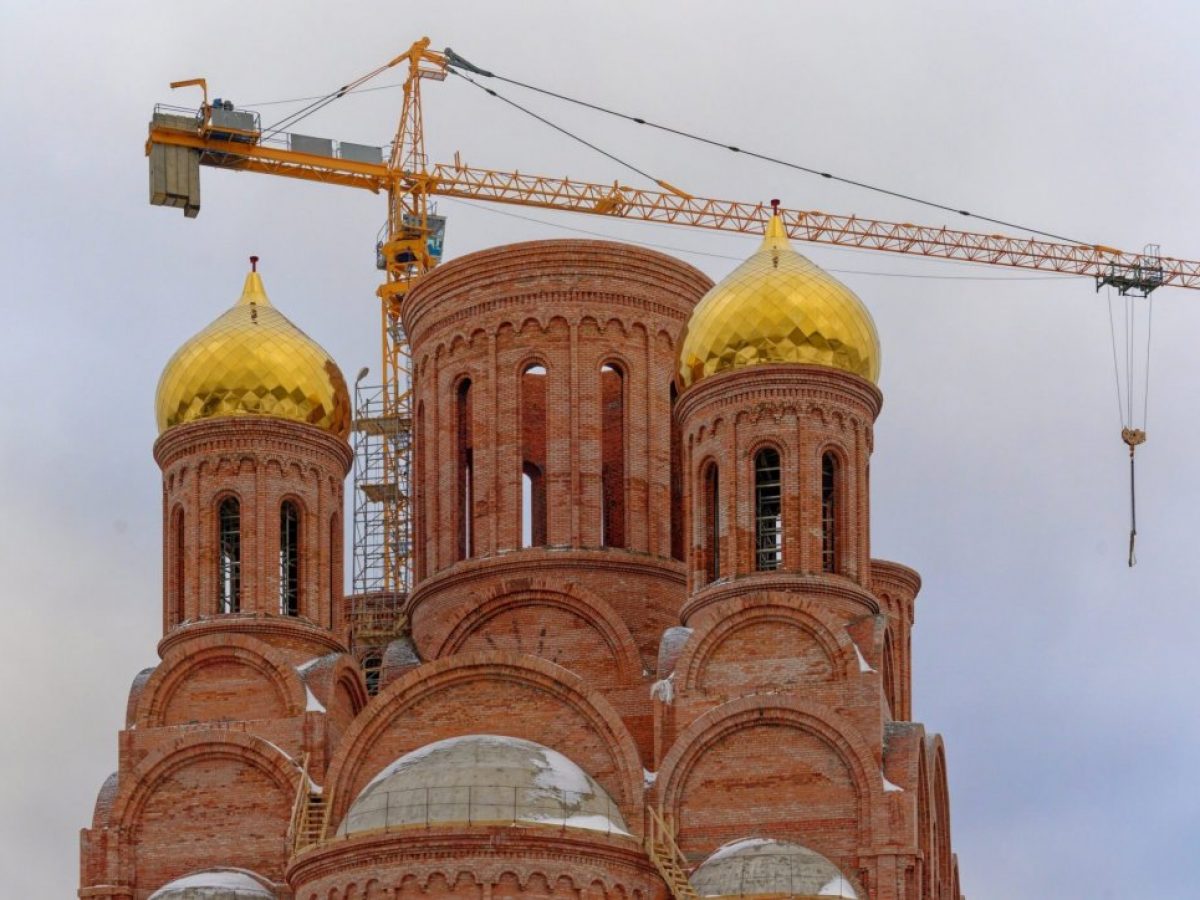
[754,448,782,571]
[822,453,838,574]
[363,652,382,696]
[280,501,300,616]
[217,497,241,613]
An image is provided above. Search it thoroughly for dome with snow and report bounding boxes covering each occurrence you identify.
[690,838,858,899]
[337,734,628,837]
[148,868,275,899]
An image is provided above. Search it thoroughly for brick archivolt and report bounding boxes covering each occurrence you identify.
[655,694,887,849]
[103,730,300,831]
[132,632,308,728]
[670,593,863,695]
[323,652,645,834]
[435,577,643,684]
[681,572,880,625]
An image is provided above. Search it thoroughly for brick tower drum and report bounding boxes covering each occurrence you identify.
[405,240,712,666]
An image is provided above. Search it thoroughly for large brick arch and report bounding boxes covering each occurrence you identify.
[436,578,643,685]
[656,695,883,857]
[324,652,644,832]
[107,731,299,891]
[672,593,860,697]
[133,633,307,727]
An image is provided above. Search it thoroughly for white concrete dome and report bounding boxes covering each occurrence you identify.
[148,869,275,899]
[337,734,629,837]
[690,838,858,898]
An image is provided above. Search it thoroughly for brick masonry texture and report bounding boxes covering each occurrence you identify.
[80,239,962,900]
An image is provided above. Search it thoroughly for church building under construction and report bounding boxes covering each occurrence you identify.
[80,215,963,899]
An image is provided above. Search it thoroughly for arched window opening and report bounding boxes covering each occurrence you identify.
[415,401,426,580]
[600,363,626,548]
[362,651,382,697]
[456,378,474,560]
[520,364,548,547]
[883,630,898,718]
[217,497,241,613]
[280,501,300,616]
[702,462,720,584]
[669,381,684,561]
[754,448,782,571]
[821,452,839,574]
[329,512,339,628]
[171,508,185,626]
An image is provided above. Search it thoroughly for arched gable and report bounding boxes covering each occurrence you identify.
[436,578,642,686]
[133,633,307,727]
[673,593,860,697]
[324,652,643,834]
[107,731,299,890]
[656,695,885,857]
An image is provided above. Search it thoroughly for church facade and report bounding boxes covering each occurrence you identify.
[80,218,963,899]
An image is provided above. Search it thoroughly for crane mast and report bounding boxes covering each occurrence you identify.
[145,38,1199,648]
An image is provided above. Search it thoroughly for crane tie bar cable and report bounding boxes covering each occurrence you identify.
[447,68,684,196]
[443,49,1090,246]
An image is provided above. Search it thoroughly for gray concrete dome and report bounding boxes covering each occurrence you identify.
[148,869,275,899]
[690,838,858,898]
[337,734,629,837]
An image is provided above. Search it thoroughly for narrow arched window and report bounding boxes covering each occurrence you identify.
[821,452,839,574]
[521,364,547,547]
[280,501,300,616]
[754,448,782,571]
[702,462,720,584]
[456,378,474,560]
[415,401,426,579]
[217,497,241,613]
[600,363,626,548]
[669,381,684,561]
[329,512,339,628]
[171,508,185,626]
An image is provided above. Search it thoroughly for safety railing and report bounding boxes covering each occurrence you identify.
[336,784,630,839]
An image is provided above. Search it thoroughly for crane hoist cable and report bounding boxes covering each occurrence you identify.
[442,48,1091,246]
[1105,282,1154,566]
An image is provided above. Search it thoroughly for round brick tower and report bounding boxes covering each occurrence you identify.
[152,260,354,662]
[404,240,712,665]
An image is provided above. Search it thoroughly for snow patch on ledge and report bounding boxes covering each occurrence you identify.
[643,768,658,787]
[650,672,675,704]
[304,685,326,713]
[882,771,904,793]
[853,642,876,674]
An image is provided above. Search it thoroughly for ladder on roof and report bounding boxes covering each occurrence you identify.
[645,807,699,900]
[288,755,328,854]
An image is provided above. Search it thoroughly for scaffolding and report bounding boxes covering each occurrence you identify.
[351,377,410,649]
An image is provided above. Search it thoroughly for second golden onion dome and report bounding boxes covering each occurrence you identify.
[677,212,881,388]
[155,262,351,438]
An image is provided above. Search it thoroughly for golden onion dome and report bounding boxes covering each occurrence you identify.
[155,261,350,438]
[677,212,880,388]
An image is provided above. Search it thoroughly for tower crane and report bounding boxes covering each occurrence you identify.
[146,39,1197,631]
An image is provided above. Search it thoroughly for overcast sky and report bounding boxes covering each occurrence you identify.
[2,2,1199,897]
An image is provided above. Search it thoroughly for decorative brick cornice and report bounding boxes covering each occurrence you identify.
[404,239,712,345]
[158,613,348,659]
[675,363,883,425]
[286,824,648,887]
[411,548,685,608]
[870,558,923,602]
[153,416,353,473]
[682,572,881,624]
